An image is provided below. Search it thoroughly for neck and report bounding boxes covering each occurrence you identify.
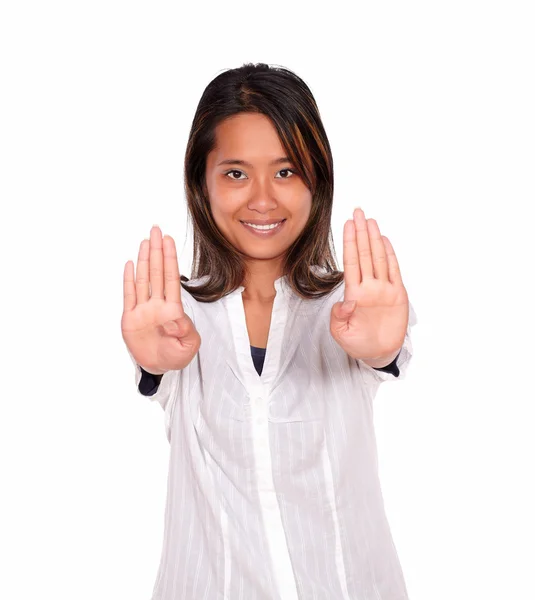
[241,260,283,303]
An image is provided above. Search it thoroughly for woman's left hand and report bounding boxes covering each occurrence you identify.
[330,208,409,361]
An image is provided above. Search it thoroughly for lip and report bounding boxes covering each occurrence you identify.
[240,219,286,237]
[240,218,286,225]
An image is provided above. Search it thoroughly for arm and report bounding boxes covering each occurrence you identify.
[362,347,402,369]
[366,348,402,377]
[138,366,164,397]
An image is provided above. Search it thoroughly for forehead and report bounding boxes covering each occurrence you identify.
[210,113,286,161]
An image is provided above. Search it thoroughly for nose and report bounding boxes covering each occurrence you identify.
[247,175,278,213]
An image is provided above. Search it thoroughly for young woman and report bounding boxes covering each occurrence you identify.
[121,62,417,600]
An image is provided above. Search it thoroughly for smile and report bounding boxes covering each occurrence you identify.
[240,219,286,237]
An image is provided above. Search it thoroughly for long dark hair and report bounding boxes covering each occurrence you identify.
[180,62,344,302]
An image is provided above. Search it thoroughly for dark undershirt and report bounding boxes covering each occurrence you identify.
[138,346,401,397]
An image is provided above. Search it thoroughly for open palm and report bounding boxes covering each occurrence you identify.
[330,208,409,361]
[121,226,201,375]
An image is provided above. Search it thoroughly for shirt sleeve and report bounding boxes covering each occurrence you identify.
[371,350,401,377]
[126,344,181,413]
[355,300,418,386]
[138,367,164,396]
[124,293,194,432]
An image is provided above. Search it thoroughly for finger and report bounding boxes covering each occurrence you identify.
[382,235,403,285]
[162,235,184,317]
[343,219,361,291]
[135,238,150,304]
[149,225,164,300]
[123,260,137,312]
[353,208,374,279]
[367,218,388,281]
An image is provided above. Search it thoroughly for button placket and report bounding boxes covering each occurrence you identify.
[254,394,267,423]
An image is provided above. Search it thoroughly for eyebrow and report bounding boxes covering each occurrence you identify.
[216,157,292,167]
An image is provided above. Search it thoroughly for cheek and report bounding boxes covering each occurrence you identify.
[208,194,231,220]
[295,190,312,217]
[299,199,313,231]
[210,181,245,212]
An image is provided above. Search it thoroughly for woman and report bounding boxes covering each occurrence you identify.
[121,62,417,599]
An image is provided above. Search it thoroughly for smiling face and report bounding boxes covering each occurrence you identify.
[204,112,313,270]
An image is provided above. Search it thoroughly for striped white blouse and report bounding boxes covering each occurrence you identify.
[127,269,418,600]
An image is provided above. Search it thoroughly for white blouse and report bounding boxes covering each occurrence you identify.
[127,268,418,600]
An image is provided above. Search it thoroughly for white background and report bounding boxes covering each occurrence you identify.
[1,1,534,598]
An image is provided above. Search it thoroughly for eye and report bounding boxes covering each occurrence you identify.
[275,168,297,179]
[223,168,297,180]
[224,169,247,180]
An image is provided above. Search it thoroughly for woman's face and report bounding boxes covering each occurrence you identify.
[205,113,312,263]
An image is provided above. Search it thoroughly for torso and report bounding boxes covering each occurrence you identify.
[242,297,274,349]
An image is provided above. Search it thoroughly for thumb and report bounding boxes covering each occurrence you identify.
[163,319,182,337]
[332,300,356,322]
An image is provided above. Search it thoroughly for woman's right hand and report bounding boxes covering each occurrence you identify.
[121,225,201,375]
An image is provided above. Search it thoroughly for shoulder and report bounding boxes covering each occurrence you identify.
[177,276,214,319]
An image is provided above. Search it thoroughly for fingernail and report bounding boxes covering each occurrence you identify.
[342,300,356,311]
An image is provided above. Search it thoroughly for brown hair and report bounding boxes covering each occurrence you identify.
[180,62,344,302]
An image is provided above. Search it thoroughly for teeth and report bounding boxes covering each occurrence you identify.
[244,221,283,230]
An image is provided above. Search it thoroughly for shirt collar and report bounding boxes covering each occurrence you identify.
[236,274,289,296]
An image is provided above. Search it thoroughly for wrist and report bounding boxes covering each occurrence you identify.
[139,365,167,376]
[359,348,401,369]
